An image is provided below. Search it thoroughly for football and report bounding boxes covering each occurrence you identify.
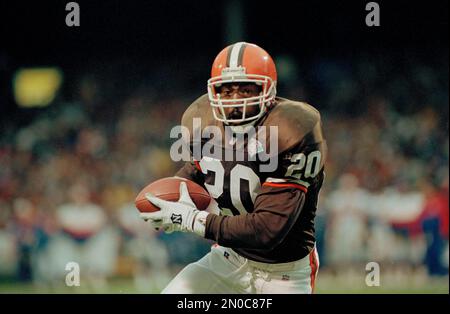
[135,177,211,213]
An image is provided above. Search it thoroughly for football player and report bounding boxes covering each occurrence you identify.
[142,42,327,294]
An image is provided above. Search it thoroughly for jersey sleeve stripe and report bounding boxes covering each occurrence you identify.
[265,177,311,187]
[262,182,308,193]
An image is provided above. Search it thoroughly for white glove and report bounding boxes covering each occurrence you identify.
[140,181,209,237]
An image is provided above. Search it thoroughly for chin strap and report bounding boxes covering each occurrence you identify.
[227,105,272,133]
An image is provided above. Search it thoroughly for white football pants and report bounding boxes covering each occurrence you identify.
[161,244,319,294]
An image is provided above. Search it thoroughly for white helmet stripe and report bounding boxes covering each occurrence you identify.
[229,42,246,67]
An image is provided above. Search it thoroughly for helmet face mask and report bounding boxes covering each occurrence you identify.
[207,73,276,125]
[207,43,277,126]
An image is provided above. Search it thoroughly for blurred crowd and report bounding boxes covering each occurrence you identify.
[0,54,448,290]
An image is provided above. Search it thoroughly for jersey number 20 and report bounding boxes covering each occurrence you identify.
[199,157,260,215]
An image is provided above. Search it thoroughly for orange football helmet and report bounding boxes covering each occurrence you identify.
[207,42,277,125]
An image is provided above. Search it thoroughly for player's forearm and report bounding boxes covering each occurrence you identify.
[205,212,286,250]
[204,189,306,250]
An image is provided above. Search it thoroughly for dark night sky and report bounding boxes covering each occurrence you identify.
[1,0,448,65]
[0,0,448,124]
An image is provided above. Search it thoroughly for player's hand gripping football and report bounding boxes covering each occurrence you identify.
[140,181,209,236]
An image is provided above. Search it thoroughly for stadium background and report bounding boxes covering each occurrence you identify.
[0,0,448,293]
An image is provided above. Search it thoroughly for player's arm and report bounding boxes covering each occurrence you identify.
[205,140,326,250]
[143,145,322,240]
[205,184,308,250]
[143,156,321,241]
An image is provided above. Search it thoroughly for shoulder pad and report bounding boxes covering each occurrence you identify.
[181,94,217,136]
[262,98,323,152]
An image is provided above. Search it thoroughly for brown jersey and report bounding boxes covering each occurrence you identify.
[175,94,327,263]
